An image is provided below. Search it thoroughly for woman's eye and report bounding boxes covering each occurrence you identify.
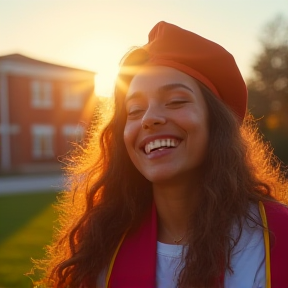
[127,107,144,118]
[128,109,141,115]
[166,100,189,107]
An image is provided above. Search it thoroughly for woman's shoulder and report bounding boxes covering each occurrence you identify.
[263,200,288,217]
[262,200,288,242]
[262,200,288,238]
[262,200,288,285]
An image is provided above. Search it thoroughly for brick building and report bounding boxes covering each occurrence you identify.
[0,54,96,173]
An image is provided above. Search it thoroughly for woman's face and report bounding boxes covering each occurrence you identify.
[123,66,209,185]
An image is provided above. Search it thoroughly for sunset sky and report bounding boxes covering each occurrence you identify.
[1,0,288,96]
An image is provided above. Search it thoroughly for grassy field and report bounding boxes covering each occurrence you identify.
[0,191,58,288]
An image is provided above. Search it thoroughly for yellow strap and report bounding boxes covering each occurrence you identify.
[258,201,271,288]
[105,231,127,288]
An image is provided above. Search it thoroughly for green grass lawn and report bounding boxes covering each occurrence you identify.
[0,191,58,288]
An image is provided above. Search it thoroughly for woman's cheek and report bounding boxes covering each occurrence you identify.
[123,121,137,151]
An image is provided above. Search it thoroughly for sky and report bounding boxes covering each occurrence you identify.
[1,0,288,96]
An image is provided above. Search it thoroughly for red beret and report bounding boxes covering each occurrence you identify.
[142,21,247,121]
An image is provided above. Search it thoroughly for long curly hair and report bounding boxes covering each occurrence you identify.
[32,48,288,288]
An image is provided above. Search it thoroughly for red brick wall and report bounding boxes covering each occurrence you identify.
[8,75,31,167]
[7,74,95,171]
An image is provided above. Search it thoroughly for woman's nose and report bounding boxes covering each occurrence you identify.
[141,106,166,129]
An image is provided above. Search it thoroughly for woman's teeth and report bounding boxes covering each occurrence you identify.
[144,139,179,154]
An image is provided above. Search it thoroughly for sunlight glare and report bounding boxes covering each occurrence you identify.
[94,64,119,97]
[63,33,130,98]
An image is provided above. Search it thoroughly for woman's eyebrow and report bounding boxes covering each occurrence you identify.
[125,92,142,104]
[158,83,194,94]
[125,83,194,103]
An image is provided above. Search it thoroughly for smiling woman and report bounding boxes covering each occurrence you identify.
[124,66,209,185]
[32,21,288,288]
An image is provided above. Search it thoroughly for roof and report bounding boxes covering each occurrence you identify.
[0,53,96,74]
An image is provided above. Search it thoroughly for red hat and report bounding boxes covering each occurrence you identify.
[142,21,247,121]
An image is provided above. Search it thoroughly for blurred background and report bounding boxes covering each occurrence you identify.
[0,0,288,287]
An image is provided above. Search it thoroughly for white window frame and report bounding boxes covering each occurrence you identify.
[31,80,53,108]
[31,125,55,159]
[62,83,83,110]
[62,124,85,143]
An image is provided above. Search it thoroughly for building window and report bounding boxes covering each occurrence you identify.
[31,80,53,108]
[62,83,83,110]
[62,125,85,143]
[31,125,55,159]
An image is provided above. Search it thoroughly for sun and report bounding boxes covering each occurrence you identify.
[64,33,130,98]
[89,36,127,98]
[94,64,119,97]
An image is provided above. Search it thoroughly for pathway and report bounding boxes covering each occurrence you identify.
[0,174,64,195]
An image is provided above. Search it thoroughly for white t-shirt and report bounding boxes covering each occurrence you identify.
[156,208,266,288]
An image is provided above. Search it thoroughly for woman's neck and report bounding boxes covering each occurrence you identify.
[153,182,199,244]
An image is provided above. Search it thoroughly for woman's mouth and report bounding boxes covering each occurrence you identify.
[144,138,180,154]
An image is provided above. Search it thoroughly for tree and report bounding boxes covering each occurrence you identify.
[247,15,288,163]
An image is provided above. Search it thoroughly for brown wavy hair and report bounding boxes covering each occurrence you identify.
[32,48,288,288]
